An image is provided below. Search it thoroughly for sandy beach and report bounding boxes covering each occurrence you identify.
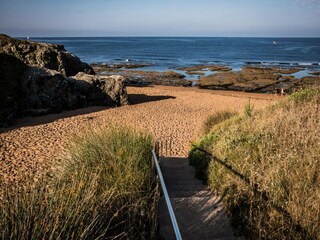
[0,86,279,182]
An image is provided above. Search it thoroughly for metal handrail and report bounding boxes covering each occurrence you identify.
[152,150,182,240]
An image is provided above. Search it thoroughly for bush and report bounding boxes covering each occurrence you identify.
[189,145,211,183]
[0,126,158,239]
[189,88,320,239]
[289,87,320,104]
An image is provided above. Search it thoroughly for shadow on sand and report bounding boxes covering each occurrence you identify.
[128,94,176,105]
[0,93,176,133]
[0,106,109,134]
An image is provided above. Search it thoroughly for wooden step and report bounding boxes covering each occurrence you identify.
[159,157,240,240]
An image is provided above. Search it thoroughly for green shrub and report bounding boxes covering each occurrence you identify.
[289,87,320,104]
[0,126,158,239]
[189,145,211,183]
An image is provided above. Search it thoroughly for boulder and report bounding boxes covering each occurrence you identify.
[0,34,94,76]
[22,67,78,115]
[22,69,128,116]
[73,72,128,106]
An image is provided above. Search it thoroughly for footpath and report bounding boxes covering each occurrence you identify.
[159,157,242,240]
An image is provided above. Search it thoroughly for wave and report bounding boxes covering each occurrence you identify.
[246,61,320,67]
[298,62,320,66]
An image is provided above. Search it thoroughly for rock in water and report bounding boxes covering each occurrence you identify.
[0,34,94,76]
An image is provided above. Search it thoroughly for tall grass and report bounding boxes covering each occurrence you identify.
[0,126,158,239]
[189,88,320,239]
[202,110,238,135]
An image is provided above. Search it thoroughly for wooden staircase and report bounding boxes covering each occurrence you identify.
[158,157,242,240]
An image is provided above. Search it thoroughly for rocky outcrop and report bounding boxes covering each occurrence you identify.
[0,35,129,127]
[0,52,128,127]
[123,70,192,86]
[0,53,27,127]
[199,66,299,92]
[0,34,94,76]
[21,69,128,116]
[93,64,192,87]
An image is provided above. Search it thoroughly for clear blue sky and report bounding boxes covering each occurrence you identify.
[1,0,320,37]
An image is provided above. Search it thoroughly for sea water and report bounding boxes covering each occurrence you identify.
[29,37,320,76]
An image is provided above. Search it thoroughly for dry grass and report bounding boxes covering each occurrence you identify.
[189,88,320,239]
[0,126,158,239]
[202,110,238,135]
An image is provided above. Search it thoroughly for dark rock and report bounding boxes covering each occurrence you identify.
[309,71,320,76]
[199,67,281,92]
[300,76,320,86]
[124,70,191,87]
[22,69,128,115]
[162,71,185,79]
[93,64,192,87]
[73,72,128,106]
[0,34,129,127]
[186,71,205,76]
[91,63,152,70]
[115,63,152,69]
[207,65,232,72]
[273,68,301,74]
[0,34,94,76]
[198,66,320,93]
[0,53,27,127]
[22,67,77,115]
[0,52,128,127]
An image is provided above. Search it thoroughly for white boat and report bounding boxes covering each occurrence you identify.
[272,41,277,45]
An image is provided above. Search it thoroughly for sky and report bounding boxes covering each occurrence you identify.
[0,0,320,37]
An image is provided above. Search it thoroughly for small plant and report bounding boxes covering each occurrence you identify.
[244,99,254,117]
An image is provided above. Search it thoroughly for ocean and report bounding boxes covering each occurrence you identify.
[29,37,320,76]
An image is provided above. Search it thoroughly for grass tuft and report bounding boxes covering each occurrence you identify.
[244,99,254,117]
[0,126,158,239]
[202,110,238,134]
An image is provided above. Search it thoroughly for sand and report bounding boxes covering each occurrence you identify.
[0,86,279,182]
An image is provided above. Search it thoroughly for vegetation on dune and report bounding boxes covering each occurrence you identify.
[202,110,238,135]
[0,126,158,239]
[189,88,320,239]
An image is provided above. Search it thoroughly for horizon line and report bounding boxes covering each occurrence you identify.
[14,35,320,38]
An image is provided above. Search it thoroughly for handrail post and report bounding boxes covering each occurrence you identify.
[152,150,182,240]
